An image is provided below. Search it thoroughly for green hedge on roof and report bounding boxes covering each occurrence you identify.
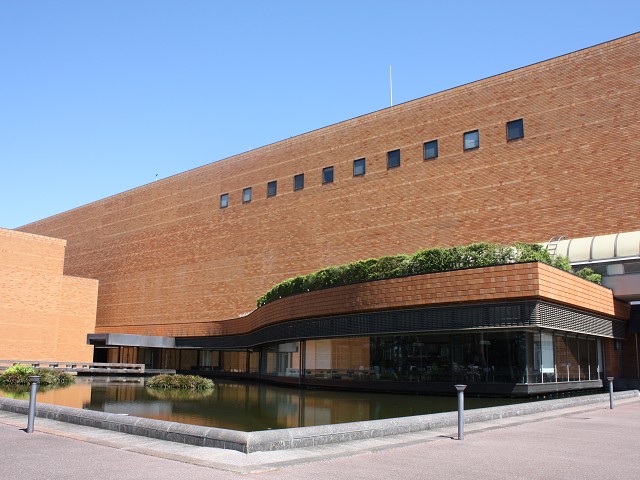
[256,242,595,308]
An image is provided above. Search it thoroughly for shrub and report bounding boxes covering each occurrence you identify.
[0,365,75,387]
[35,368,75,386]
[256,241,595,308]
[146,374,214,390]
[575,267,602,285]
[0,364,36,386]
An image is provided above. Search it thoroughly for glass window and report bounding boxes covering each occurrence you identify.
[242,187,252,203]
[267,180,277,197]
[424,140,438,160]
[322,166,334,184]
[260,341,301,377]
[463,130,479,150]
[221,351,248,373]
[353,158,366,176]
[507,119,524,141]
[219,193,229,209]
[387,149,400,169]
[294,173,304,191]
[588,338,599,380]
[567,336,579,381]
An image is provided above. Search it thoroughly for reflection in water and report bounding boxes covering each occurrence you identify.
[146,388,214,401]
[1,376,528,432]
[0,381,92,409]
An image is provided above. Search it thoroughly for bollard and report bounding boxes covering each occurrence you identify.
[26,375,40,433]
[607,377,614,409]
[455,384,467,440]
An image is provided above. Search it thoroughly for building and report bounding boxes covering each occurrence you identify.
[13,33,640,395]
[0,228,97,362]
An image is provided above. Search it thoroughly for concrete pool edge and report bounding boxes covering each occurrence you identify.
[1,390,638,453]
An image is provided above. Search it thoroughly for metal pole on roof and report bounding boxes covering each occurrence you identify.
[390,65,393,107]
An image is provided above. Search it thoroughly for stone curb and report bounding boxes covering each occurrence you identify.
[1,390,638,453]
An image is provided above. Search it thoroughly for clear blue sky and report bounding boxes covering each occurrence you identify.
[1,1,639,229]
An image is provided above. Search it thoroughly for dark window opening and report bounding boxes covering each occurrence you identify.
[424,140,438,160]
[464,130,479,151]
[507,119,524,141]
[267,180,277,197]
[242,187,252,203]
[322,166,334,184]
[387,149,400,169]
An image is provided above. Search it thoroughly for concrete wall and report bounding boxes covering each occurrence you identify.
[17,34,640,337]
[0,228,98,361]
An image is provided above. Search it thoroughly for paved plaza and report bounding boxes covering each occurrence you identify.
[1,397,639,479]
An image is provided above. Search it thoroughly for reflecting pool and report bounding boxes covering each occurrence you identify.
[0,376,533,431]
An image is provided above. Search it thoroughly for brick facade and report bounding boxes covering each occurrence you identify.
[0,228,98,361]
[17,34,640,340]
[95,262,628,338]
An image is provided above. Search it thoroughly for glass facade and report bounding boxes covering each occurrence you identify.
[124,329,603,388]
[261,342,301,376]
[300,332,529,383]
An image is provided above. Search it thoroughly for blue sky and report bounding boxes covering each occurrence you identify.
[1,1,639,228]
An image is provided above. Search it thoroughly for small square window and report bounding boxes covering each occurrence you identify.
[267,180,277,197]
[353,158,366,176]
[322,166,334,184]
[387,149,400,169]
[464,130,479,150]
[294,173,304,191]
[242,187,252,203]
[219,193,229,209]
[507,119,524,141]
[424,140,438,160]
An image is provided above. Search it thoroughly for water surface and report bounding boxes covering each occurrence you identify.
[1,376,529,431]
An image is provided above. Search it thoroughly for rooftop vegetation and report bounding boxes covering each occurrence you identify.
[257,242,601,308]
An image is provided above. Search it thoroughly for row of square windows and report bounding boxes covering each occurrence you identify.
[220,119,524,208]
